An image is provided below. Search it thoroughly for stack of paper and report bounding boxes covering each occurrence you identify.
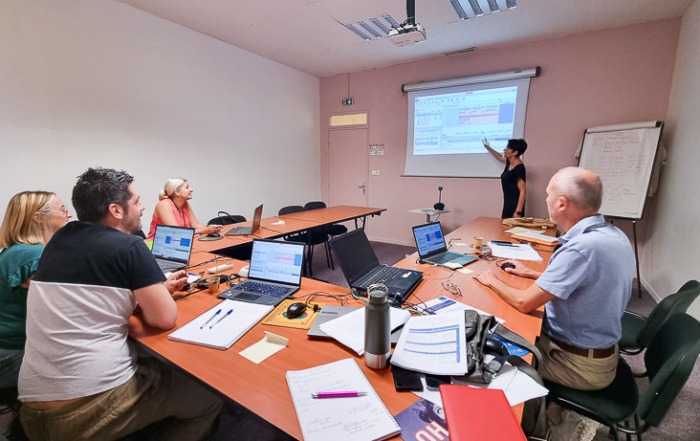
[512,230,559,246]
[390,311,467,376]
[488,242,543,261]
[319,306,411,355]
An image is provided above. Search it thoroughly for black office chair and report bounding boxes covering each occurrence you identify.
[207,211,246,226]
[303,201,346,270]
[620,279,700,355]
[545,312,700,441]
[278,205,330,277]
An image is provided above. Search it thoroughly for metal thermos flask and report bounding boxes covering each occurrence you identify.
[364,283,391,369]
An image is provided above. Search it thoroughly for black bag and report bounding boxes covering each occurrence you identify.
[456,310,544,385]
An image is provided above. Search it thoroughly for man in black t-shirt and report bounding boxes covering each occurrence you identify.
[19,168,222,441]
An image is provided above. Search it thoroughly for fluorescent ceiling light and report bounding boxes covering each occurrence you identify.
[448,0,517,20]
[343,13,400,41]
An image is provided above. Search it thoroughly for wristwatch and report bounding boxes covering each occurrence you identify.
[516,211,523,216]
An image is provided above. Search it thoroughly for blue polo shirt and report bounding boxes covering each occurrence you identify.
[536,215,635,348]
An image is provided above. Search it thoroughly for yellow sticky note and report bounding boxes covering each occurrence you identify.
[239,331,288,364]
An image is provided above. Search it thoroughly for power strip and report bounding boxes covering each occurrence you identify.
[207,263,233,274]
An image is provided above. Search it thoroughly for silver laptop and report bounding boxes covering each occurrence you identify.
[151,225,195,274]
[225,204,263,236]
[412,222,477,267]
[218,239,305,306]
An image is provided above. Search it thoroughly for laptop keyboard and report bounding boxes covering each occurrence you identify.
[430,251,463,264]
[234,280,292,297]
[358,266,403,288]
[158,260,183,272]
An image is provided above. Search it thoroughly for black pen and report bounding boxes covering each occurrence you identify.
[210,309,233,329]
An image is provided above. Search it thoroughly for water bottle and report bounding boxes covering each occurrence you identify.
[364,283,391,369]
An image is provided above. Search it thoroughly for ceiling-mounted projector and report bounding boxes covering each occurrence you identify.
[388,23,426,46]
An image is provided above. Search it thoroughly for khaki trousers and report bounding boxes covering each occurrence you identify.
[537,333,618,391]
[20,358,222,441]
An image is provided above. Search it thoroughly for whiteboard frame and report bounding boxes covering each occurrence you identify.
[577,121,663,220]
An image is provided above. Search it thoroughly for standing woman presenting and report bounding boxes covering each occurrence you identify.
[146,177,222,240]
[483,138,528,218]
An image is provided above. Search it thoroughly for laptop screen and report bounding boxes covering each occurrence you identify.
[152,225,195,264]
[331,229,380,285]
[413,222,448,257]
[250,204,263,233]
[249,240,304,285]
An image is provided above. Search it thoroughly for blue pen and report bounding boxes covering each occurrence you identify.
[210,309,234,329]
[200,309,221,329]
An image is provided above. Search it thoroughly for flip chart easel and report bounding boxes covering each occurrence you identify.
[577,121,664,297]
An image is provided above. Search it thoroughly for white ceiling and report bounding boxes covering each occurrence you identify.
[117,0,693,78]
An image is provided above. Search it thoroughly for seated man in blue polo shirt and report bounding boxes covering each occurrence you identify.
[474,166,635,391]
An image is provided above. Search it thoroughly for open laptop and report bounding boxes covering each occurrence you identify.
[225,204,263,236]
[151,225,195,274]
[331,229,422,306]
[218,239,305,306]
[412,221,477,267]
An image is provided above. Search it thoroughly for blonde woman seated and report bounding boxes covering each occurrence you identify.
[0,191,71,388]
[146,178,222,240]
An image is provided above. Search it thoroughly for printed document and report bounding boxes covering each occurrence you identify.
[488,242,543,261]
[390,310,467,375]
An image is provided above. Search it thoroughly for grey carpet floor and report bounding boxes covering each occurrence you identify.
[213,241,700,441]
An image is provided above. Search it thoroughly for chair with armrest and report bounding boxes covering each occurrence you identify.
[303,201,346,270]
[545,312,700,441]
[207,211,246,226]
[620,279,700,355]
[278,205,330,278]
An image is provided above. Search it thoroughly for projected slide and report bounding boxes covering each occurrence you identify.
[413,86,518,155]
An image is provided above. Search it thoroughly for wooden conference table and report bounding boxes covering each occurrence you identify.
[194,205,386,254]
[129,216,554,439]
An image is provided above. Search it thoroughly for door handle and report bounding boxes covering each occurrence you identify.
[358,183,366,194]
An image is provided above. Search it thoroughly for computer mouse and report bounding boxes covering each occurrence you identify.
[484,337,510,356]
[205,232,221,238]
[286,302,307,319]
[501,262,516,271]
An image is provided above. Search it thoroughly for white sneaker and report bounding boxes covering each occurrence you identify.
[547,409,602,441]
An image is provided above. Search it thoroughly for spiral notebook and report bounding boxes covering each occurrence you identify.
[286,358,400,441]
[168,300,272,350]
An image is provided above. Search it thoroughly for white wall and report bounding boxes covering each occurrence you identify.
[0,0,320,224]
[644,0,700,302]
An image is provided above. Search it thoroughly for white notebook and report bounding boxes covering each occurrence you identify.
[286,358,400,441]
[168,299,272,350]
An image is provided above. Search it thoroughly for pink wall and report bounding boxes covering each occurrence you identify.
[321,19,680,245]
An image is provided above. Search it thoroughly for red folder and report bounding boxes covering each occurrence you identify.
[439,384,526,440]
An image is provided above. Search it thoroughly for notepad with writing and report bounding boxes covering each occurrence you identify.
[286,358,401,441]
[439,384,526,440]
[168,299,272,350]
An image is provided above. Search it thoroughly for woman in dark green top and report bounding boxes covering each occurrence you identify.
[0,191,71,388]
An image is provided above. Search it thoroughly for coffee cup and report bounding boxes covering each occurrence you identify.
[206,275,220,294]
[473,236,484,254]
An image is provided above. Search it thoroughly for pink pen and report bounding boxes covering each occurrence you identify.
[311,391,368,399]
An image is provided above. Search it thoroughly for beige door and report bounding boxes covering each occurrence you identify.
[328,128,368,207]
